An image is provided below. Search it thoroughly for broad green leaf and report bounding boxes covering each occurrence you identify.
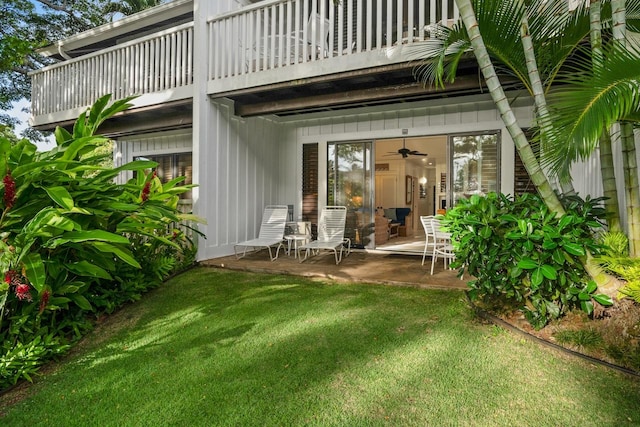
[23,253,46,293]
[68,293,93,311]
[47,230,130,248]
[517,258,538,269]
[562,242,585,256]
[586,280,597,293]
[54,127,73,145]
[540,265,557,280]
[592,293,613,306]
[558,215,573,229]
[65,261,112,280]
[531,268,543,288]
[44,186,74,210]
[93,242,141,268]
[580,300,594,315]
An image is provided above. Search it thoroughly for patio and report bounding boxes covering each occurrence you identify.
[202,250,467,291]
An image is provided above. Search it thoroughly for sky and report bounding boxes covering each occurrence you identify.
[7,99,56,151]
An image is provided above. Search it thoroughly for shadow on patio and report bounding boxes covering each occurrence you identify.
[201,250,468,291]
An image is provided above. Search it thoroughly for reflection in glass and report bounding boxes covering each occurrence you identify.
[451,133,499,206]
[327,141,373,249]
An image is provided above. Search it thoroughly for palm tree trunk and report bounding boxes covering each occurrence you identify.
[611,0,640,254]
[621,121,640,255]
[590,0,623,233]
[455,0,622,292]
[599,131,623,232]
[455,0,565,215]
[520,15,576,197]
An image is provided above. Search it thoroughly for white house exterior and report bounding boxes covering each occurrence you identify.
[29,0,628,262]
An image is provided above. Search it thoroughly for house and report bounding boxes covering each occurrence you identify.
[29,0,615,262]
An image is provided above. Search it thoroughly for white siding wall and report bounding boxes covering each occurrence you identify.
[195,99,284,260]
[113,129,193,184]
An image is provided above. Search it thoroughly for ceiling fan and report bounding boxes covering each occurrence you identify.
[387,139,428,158]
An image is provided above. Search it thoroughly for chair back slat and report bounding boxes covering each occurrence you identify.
[258,205,289,240]
[317,206,347,242]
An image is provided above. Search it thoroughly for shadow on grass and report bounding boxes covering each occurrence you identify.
[2,267,640,426]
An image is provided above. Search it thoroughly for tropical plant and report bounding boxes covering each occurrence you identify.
[414,0,640,221]
[0,94,201,389]
[596,232,640,303]
[445,192,612,329]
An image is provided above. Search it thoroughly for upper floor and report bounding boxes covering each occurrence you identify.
[28,0,496,131]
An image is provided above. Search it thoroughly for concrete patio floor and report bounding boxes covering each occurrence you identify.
[201,249,468,291]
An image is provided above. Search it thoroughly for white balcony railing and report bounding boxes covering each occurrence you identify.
[208,0,459,93]
[30,22,194,121]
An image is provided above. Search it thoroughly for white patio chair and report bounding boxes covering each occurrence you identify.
[420,215,436,266]
[298,206,348,265]
[234,205,288,261]
[428,217,456,275]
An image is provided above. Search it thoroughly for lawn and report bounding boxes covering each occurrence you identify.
[1,266,639,426]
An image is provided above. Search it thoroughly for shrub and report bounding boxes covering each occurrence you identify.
[0,95,201,390]
[596,232,640,304]
[444,192,612,329]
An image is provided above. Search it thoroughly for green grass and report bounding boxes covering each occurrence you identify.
[1,266,639,426]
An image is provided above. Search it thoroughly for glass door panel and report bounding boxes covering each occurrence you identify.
[451,132,500,206]
[327,141,374,249]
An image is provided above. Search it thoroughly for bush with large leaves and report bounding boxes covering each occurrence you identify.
[445,192,613,329]
[0,95,200,389]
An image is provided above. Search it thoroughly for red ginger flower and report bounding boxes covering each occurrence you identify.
[141,182,151,202]
[3,172,16,210]
[15,284,32,302]
[141,171,156,203]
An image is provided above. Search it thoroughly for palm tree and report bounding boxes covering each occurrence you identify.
[415,0,640,247]
[450,0,566,215]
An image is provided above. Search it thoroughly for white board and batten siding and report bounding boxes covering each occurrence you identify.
[195,99,285,261]
[113,129,193,185]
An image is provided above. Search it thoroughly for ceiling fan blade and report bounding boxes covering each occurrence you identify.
[409,151,428,156]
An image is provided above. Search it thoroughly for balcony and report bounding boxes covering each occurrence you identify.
[30,22,194,129]
[30,0,463,127]
[209,1,457,87]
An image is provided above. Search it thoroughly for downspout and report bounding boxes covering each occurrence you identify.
[57,42,72,60]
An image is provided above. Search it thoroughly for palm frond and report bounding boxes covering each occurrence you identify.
[541,42,640,177]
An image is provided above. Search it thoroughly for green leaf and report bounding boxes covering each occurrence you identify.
[531,268,543,288]
[65,261,112,280]
[44,186,74,210]
[23,253,46,293]
[47,230,130,248]
[517,258,538,269]
[540,265,557,280]
[93,242,141,269]
[580,300,594,315]
[68,293,93,311]
[592,293,613,306]
[562,242,585,256]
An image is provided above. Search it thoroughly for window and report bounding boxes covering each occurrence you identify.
[136,153,193,199]
[451,132,500,206]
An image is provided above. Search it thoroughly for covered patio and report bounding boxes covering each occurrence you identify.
[202,250,467,291]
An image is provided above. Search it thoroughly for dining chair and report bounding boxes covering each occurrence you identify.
[429,217,456,275]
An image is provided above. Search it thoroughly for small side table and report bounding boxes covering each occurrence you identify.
[284,221,311,258]
[285,234,310,258]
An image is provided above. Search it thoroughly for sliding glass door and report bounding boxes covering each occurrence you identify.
[327,141,374,249]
